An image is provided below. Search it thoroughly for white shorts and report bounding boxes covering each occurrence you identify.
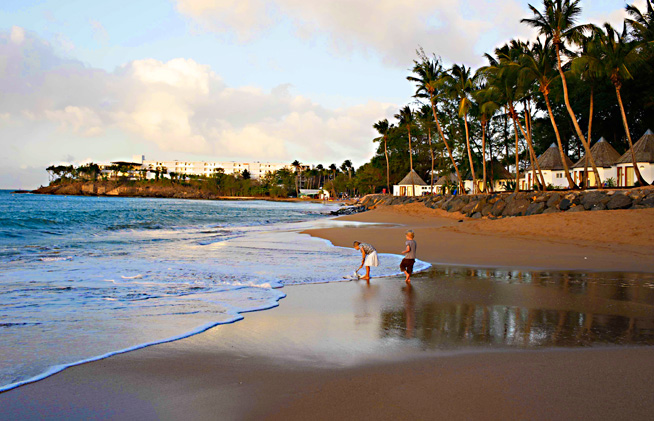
[364,251,379,267]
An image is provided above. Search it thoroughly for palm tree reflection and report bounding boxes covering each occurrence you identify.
[378,268,654,349]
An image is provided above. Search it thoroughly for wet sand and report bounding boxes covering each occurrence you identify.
[304,204,654,273]
[2,207,654,419]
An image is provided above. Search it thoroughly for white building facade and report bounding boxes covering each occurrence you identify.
[136,155,293,180]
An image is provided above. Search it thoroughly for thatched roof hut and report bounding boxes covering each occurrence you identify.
[617,129,654,164]
[397,169,427,186]
[527,143,574,170]
[462,160,512,180]
[434,172,458,186]
[572,138,621,168]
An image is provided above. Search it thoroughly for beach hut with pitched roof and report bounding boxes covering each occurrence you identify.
[615,129,654,186]
[433,173,459,194]
[393,169,430,196]
[462,160,514,192]
[523,143,574,189]
[571,137,621,187]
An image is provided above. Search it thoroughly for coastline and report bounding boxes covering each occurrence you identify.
[303,203,654,273]
[2,203,654,419]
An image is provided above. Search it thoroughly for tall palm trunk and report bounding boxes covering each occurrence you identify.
[428,126,435,194]
[543,93,576,189]
[429,97,465,194]
[615,84,649,186]
[383,135,390,194]
[463,114,477,193]
[407,124,415,197]
[511,116,520,193]
[520,106,546,190]
[584,88,594,188]
[481,120,488,193]
[555,44,600,189]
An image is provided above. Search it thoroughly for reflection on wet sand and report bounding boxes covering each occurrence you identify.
[368,267,654,349]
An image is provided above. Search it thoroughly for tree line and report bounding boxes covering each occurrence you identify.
[365,0,654,195]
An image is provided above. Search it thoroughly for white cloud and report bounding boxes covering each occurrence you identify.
[0,27,397,189]
[10,26,25,44]
[175,0,531,66]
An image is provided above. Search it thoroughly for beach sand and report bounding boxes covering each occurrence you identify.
[2,205,654,420]
[304,204,654,273]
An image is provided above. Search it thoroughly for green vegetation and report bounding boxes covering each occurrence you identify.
[363,0,654,194]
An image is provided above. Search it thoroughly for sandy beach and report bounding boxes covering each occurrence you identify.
[2,205,654,420]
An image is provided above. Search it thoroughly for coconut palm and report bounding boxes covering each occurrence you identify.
[590,23,649,185]
[626,0,654,42]
[373,119,392,194]
[417,104,437,193]
[482,43,533,192]
[517,38,579,189]
[522,0,596,189]
[291,160,301,197]
[445,64,479,193]
[408,53,465,193]
[473,79,502,192]
[571,33,605,188]
[395,105,417,196]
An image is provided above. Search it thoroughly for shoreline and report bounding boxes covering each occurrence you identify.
[304,203,654,273]
[2,278,654,419]
[2,202,654,419]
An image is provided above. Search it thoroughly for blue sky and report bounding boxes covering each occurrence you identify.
[0,0,640,188]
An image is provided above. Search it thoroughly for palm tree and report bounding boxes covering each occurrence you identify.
[571,33,605,188]
[291,160,301,197]
[517,38,578,189]
[591,23,649,185]
[395,105,416,196]
[446,64,478,193]
[482,44,528,192]
[373,119,392,193]
[408,53,465,193]
[417,104,437,193]
[473,80,502,192]
[521,0,596,189]
[626,0,654,42]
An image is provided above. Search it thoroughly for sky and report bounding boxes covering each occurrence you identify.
[0,0,641,188]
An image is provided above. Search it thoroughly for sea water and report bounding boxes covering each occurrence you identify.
[0,191,428,391]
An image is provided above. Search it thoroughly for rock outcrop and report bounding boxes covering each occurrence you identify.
[357,187,654,219]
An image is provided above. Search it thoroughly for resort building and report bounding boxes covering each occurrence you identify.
[393,170,432,196]
[463,161,514,193]
[434,173,459,194]
[523,143,574,189]
[615,129,654,187]
[571,138,620,188]
[136,156,293,180]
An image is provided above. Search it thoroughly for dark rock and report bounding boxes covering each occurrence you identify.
[533,194,549,203]
[447,197,467,213]
[461,200,479,215]
[606,193,633,210]
[490,200,506,217]
[471,212,482,219]
[559,198,572,211]
[581,191,607,210]
[590,203,607,211]
[526,202,546,216]
[542,207,560,214]
[641,194,654,207]
[503,199,530,217]
[481,203,494,217]
[567,205,585,212]
[546,193,561,208]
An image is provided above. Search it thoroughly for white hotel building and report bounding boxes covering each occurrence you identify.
[134,155,293,180]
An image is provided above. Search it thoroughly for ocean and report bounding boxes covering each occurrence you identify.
[0,191,428,391]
